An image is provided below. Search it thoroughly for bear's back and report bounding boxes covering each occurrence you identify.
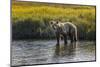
[65,22,77,29]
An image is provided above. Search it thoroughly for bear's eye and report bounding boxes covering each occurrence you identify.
[56,21,59,24]
[50,22,53,24]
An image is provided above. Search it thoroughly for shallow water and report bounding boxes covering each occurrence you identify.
[11,40,96,66]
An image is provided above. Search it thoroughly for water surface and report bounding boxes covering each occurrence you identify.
[11,40,96,66]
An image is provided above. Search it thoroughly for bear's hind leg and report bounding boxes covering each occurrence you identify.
[73,32,77,42]
[70,34,74,43]
[74,36,77,42]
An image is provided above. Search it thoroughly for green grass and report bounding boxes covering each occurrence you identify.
[12,1,96,40]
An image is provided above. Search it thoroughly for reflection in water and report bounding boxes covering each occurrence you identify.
[54,42,79,58]
[12,40,95,66]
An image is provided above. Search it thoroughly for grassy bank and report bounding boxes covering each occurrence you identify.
[12,1,96,40]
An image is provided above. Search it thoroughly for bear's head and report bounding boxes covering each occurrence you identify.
[50,20,59,30]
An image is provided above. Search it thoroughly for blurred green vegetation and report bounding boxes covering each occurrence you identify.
[12,1,96,40]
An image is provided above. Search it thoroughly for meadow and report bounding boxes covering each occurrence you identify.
[12,1,96,40]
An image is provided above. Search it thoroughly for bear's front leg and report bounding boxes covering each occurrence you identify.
[56,33,60,45]
[63,34,67,45]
